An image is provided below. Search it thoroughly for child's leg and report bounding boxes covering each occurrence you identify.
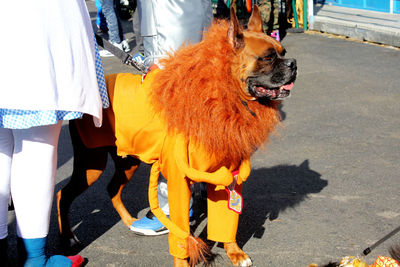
[11,122,62,239]
[0,128,13,263]
[11,122,83,266]
[0,128,13,240]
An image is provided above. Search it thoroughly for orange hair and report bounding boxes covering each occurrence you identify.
[151,20,281,167]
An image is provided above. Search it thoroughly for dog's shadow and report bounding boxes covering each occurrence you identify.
[237,160,326,247]
[192,160,327,249]
[43,124,151,256]
[46,125,324,257]
[47,163,151,256]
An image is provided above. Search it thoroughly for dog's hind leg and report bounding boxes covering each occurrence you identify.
[107,151,141,228]
[57,122,109,248]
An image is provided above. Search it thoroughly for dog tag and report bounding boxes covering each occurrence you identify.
[225,171,242,214]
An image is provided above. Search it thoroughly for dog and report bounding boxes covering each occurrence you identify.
[57,6,297,267]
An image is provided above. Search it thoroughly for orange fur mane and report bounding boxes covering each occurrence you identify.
[151,20,281,166]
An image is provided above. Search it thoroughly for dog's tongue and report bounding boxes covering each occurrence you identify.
[281,83,293,90]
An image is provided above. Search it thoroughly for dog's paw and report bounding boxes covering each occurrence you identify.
[238,257,253,266]
[224,242,252,266]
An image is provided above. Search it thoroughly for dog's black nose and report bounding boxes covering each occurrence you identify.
[285,58,297,69]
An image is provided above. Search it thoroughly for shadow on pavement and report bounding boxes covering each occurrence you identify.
[190,160,327,250]
[47,125,326,258]
[49,149,151,256]
[237,160,327,247]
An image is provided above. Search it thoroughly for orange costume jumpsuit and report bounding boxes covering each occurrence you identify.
[105,70,251,259]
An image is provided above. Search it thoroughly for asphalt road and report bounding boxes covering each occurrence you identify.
[6,2,400,267]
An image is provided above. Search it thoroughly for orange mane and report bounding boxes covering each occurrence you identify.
[151,20,281,166]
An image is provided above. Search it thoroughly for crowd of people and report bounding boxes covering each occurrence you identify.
[0,0,282,266]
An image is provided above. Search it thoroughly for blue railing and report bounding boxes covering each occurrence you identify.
[319,0,400,14]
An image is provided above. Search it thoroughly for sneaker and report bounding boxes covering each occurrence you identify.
[130,208,194,236]
[271,30,280,42]
[121,40,130,53]
[111,40,130,53]
[130,210,169,236]
[99,49,114,57]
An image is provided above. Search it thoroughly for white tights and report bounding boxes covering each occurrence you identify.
[0,122,62,239]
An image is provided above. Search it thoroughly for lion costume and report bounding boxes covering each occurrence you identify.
[76,20,280,260]
[59,6,297,266]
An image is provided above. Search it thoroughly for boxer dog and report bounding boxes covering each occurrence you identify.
[57,6,297,266]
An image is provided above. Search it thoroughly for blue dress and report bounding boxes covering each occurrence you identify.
[0,41,109,130]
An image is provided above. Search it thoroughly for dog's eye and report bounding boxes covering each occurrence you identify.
[259,53,276,62]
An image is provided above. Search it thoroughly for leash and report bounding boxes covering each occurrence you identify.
[362,225,400,256]
[95,33,147,73]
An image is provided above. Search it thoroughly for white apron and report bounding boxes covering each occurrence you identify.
[0,0,104,126]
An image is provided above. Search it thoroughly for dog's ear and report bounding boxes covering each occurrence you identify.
[227,7,244,50]
[247,5,263,33]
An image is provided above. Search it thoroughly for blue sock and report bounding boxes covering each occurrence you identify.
[19,237,72,267]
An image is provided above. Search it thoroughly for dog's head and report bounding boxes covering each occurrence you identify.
[228,6,297,101]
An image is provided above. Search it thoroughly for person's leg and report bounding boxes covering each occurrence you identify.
[216,0,229,19]
[95,0,108,32]
[270,0,280,41]
[95,0,102,29]
[130,177,194,236]
[100,0,129,52]
[100,0,122,44]
[130,178,170,236]
[132,7,143,53]
[11,122,83,267]
[113,0,124,43]
[11,122,62,239]
[0,128,13,264]
[257,0,272,34]
[0,236,7,264]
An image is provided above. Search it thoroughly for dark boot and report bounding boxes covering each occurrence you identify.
[0,237,8,266]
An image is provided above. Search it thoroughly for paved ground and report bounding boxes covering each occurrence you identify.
[6,2,400,267]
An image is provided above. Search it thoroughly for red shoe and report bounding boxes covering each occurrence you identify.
[67,255,84,267]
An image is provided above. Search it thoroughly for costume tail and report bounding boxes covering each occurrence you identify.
[187,236,210,266]
[148,161,211,266]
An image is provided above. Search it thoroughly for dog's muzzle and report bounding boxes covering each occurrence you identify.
[248,58,297,100]
[252,82,293,100]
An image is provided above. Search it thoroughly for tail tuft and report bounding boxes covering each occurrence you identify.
[187,235,211,267]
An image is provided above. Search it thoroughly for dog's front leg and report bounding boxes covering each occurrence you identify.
[206,184,251,266]
[224,242,252,266]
